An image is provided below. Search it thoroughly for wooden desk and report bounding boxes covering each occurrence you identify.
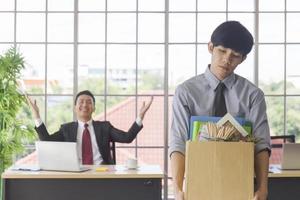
[1,165,163,200]
[268,166,300,200]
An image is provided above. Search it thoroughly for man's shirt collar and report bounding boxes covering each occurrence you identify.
[78,119,93,127]
[204,65,236,90]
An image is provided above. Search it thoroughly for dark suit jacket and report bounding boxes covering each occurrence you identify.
[35,120,143,164]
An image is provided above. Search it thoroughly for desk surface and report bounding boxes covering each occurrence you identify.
[2,165,163,200]
[2,165,164,179]
[269,165,300,178]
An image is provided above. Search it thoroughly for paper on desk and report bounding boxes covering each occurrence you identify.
[11,164,41,171]
[269,165,281,173]
[95,167,109,172]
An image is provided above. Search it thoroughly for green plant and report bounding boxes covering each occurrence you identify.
[0,47,36,198]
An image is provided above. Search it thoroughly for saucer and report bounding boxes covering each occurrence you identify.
[125,166,139,170]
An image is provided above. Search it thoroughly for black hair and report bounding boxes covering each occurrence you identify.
[74,90,95,105]
[211,21,254,56]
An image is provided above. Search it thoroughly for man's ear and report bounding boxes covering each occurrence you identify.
[208,42,214,54]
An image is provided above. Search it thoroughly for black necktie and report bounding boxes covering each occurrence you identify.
[213,82,227,117]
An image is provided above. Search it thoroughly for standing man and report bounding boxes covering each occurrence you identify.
[27,90,153,165]
[169,21,271,200]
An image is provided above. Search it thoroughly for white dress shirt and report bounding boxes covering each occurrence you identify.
[77,119,102,165]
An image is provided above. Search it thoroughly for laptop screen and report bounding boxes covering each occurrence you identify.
[281,143,300,170]
[36,141,88,172]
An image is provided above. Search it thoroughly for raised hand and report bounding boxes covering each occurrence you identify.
[139,96,154,120]
[25,95,41,119]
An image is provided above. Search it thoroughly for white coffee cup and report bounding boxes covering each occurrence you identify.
[126,158,138,169]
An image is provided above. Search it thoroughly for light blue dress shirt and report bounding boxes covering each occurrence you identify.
[169,67,271,156]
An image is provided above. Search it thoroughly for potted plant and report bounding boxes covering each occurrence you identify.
[0,47,36,198]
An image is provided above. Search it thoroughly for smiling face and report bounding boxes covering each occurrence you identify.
[208,42,246,80]
[74,94,95,122]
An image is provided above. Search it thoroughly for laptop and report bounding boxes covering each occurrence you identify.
[36,141,90,172]
[281,143,300,170]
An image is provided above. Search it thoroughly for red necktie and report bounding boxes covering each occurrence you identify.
[82,123,93,165]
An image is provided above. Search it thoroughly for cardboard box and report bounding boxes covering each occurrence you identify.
[185,141,254,200]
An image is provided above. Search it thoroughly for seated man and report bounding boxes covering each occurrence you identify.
[26,90,153,165]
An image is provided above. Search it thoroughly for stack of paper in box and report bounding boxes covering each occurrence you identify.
[185,113,255,200]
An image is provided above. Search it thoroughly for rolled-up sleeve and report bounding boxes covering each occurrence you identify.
[169,85,191,157]
[249,89,271,154]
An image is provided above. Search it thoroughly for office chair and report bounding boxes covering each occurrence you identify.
[269,134,296,164]
[271,135,295,148]
[110,141,116,164]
